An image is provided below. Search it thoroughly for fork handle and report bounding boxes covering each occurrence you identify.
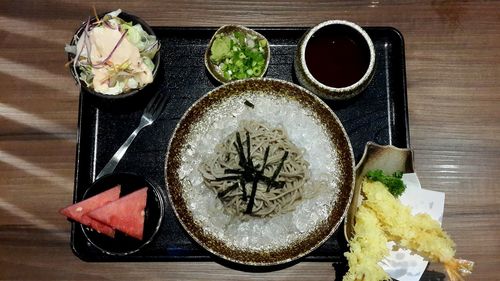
[95,124,146,180]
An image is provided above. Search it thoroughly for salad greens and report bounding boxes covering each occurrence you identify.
[65,9,160,95]
[209,31,267,81]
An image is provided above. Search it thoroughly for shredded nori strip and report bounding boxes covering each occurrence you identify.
[245,146,270,214]
[212,175,241,181]
[244,100,255,108]
[218,183,239,198]
[245,131,254,168]
[234,132,246,166]
[266,151,288,192]
[245,174,260,214]
[224,168,244,174]
[261,146,270,170]
[240,176,247,201]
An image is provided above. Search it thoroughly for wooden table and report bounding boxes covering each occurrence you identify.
[0,1,498,280]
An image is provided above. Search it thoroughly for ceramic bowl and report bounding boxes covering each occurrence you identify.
[204,25,270,83]
[67,11,161,99]
[294,20,375,100]
[165,78,354,266]
[344,142,414,240]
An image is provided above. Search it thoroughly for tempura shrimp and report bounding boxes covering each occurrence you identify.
[362,181,474,281]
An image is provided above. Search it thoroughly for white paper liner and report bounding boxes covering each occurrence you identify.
[380,173,445,281]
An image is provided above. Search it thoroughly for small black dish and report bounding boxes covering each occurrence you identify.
[81,172,165,256]
[67,11,161,100]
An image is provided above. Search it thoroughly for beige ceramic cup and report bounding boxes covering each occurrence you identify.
[294,20,376,100]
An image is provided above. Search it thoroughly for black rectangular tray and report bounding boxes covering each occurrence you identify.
[71,27,410,263]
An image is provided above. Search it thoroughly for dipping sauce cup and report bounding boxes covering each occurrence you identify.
[295,20,375,100]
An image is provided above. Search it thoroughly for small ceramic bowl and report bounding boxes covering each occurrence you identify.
[67,11,161,99]
[294,20,375,100]
[344,142,414,240]
[80,172,165,256]
[204,25,270,83]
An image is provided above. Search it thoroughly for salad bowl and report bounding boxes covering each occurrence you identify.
[67,10,161,100]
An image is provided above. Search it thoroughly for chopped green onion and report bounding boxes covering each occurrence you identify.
[209,31,268,81]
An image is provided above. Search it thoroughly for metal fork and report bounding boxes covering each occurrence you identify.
[96,92,169,179]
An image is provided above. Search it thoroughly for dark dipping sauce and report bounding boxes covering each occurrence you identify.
[305,24,370,88]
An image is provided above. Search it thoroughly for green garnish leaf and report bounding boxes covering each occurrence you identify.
[366,169,406,197]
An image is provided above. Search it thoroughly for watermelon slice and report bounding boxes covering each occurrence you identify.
[59,185,121,238]
[88,187,148,240]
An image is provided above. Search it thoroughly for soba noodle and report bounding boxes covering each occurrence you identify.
[199,120,314,217]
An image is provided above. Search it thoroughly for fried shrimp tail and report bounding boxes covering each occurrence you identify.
[445,258,474,281]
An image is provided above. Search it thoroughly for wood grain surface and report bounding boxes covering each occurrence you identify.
[0,0,499,280]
